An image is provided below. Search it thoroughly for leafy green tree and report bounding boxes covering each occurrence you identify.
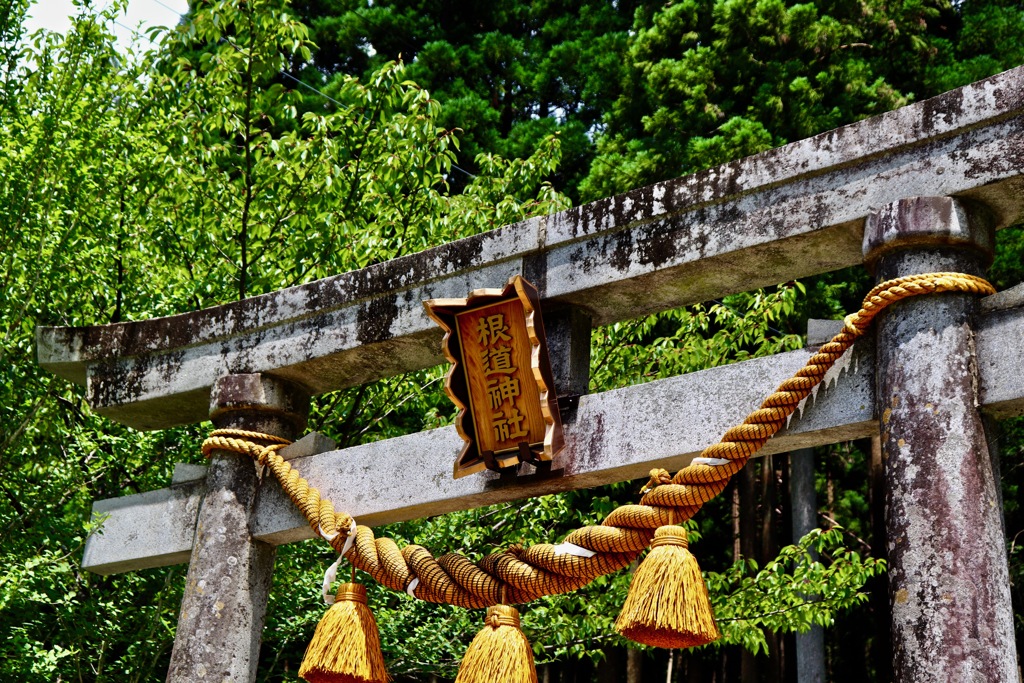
[925,0,1024,93]
[8,0,1012,680]
[288,0,1024,204]
[156,0,569,302]
[580,0,911,199]
[580,0,1024,200]
[291,0,646,200]
[0,1,566,679]
[0,4,191,680]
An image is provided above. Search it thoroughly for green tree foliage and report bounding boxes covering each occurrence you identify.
[590,284,805,392]
[710,528,885,656]
[925,0,1024,93]
[156,0,569,301]
[0,1,566,679]
[4,0,1021,680]
[290,0,643,200]
[288,0,1024,203]
[580,0,1024,200]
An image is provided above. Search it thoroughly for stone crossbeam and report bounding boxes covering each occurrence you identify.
[37,67,1024,430]
[81,287,1024,574]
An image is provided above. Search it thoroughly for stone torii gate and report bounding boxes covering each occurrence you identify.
[37,66,1024,682]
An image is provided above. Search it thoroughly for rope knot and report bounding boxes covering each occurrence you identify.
[486,605,520,629]
[201,428,291,460]
[640,468,671,495]
[650,525,689,549]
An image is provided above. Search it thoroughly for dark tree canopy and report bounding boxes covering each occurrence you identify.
[579,0,1024,199]
[292,0,646,199]
[291,0,1024,202]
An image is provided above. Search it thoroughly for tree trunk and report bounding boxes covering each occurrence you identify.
[626,647,643,683]
[732,481,741,560]
[867,436,893,682]
[739,464,758,683]
[791,448,825,683]
[740,464,757,561]
[760,455,783,683]
[596,648,617,683]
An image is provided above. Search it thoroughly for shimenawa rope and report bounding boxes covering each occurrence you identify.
[201,272,994,608]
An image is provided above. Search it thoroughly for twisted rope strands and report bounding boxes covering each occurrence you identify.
[644,272,993,508]
[202,435,356,545]
[201,272,994,609]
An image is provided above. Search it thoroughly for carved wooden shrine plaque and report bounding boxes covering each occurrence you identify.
[425,276,564,478]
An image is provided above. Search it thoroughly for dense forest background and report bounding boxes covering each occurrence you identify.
[1,0,1023,680]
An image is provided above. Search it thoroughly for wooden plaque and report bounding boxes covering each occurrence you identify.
[424,276,564,478]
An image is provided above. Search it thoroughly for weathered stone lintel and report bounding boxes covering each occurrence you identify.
[80,276,1024,575]
[83,339,874,574]
[82,433,335,575]
[83,482,204,574]
[82,339,876,576]
[36,67,1024,430]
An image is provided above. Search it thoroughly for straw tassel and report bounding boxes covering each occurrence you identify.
[455,604,538,683]
[299,582,390,683]
[614,525,721,649]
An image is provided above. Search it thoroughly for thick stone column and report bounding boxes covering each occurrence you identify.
[864,196,1017,682]
[167,374,309,683]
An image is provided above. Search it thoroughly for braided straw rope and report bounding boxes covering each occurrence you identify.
[202,272,994,609]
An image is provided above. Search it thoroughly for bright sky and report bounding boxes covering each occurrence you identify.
[24,0,190,52]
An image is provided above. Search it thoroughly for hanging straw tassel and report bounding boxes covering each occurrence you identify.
[299,582,390,683]
[614,525,721,649]
[455,604,538,683]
